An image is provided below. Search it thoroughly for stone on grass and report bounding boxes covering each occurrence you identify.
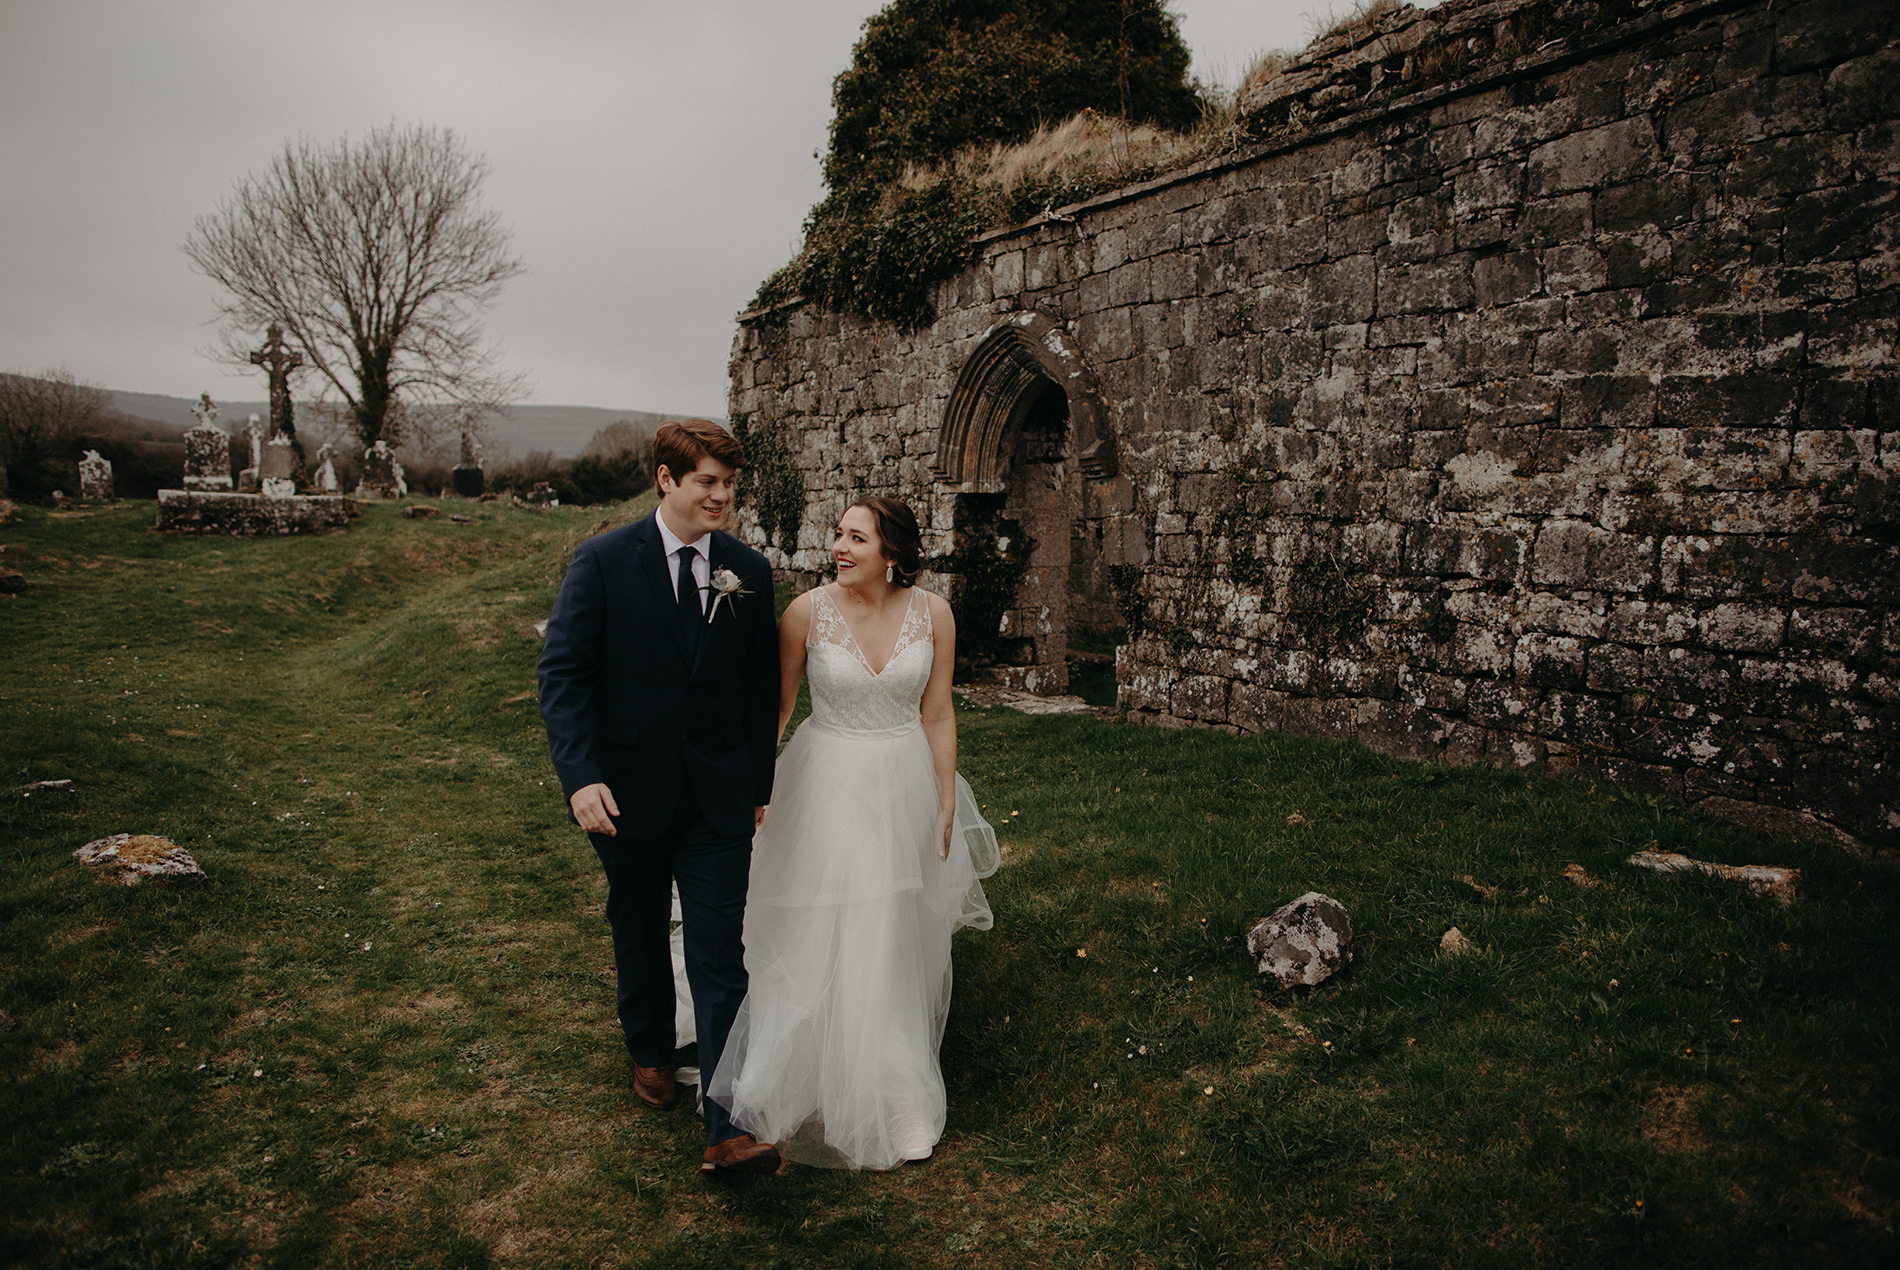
[1246,891,1354,990]
[402,504,439,520]
[1626,849,1800,905]
[22,779,74,792]
[1439,926,1474,955]
[74,834,205,886]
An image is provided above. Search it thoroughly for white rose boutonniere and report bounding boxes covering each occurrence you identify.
[703,567,751,621]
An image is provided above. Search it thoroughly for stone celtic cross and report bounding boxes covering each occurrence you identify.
[189,392,220,431]
[249,323,303,442]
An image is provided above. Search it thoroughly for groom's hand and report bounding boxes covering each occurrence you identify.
[572,783,620,836]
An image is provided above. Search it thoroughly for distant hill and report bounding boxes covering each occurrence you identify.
[105,390,710,459]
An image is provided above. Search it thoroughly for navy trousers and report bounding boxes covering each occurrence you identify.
[591,799,753,1147]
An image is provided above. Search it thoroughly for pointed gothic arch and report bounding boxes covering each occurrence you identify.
[932,311,1115,491]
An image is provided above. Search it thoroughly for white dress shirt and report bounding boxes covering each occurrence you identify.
[655,512,711,615]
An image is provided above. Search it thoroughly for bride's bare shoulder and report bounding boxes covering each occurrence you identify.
[780,587,817,629]
[922,589,954,629]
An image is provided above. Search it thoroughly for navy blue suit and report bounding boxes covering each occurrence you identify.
[538,512,778,1145]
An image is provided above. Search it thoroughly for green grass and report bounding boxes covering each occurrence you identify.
[2,498,1895,1268]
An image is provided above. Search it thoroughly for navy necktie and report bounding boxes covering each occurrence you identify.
[677,545,701,656]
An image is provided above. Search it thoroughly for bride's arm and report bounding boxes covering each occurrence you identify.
[775,590,812,745]
[919,592,959,860]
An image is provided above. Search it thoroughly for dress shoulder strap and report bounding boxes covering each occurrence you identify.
[807,585,849,650]
[892,585,931,656]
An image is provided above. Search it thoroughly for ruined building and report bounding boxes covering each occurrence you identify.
[727,0,1898,853]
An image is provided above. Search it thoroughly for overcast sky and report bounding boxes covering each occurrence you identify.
[1,0,1423,418]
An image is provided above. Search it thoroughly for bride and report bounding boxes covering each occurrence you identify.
[705,496,998,1170]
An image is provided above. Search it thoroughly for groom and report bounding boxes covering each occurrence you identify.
[538,418,782,1175]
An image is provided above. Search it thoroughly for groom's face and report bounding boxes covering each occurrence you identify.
[657,454,738,541]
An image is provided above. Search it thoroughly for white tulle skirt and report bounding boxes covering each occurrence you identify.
[705,715,998,1171]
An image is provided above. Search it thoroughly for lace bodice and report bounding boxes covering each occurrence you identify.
[805,586,933,731]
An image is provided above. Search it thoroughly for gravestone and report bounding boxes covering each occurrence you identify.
[527,480,558,508]
[357,439,407,499]
[312,443,339,493]
[260,435,296,497]
[77,450,113,502]
[236,417,262,493]
[183,393,232,490]
[250,324,302,444]
[451,430,484,498]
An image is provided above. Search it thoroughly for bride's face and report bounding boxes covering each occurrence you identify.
[833,506,888,589]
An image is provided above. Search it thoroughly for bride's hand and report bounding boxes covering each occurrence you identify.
[936,806,954,861]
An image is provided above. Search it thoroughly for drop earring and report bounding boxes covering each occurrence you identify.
[885,563,895,583]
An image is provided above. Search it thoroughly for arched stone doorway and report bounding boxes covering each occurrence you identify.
[933,311,1124,696]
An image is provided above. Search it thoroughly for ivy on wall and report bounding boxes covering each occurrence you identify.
[730,412,804,555]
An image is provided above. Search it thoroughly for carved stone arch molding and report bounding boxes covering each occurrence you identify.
[933,311,1115,492]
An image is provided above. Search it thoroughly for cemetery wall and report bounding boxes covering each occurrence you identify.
[727,0,1900,853]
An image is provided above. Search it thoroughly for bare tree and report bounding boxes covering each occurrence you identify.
[0,369,110,498]
[183,122,526,452]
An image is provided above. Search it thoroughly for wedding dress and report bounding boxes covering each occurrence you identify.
[706,585,998,1170]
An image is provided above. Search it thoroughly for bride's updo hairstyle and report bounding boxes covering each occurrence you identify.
[847,496,922,588]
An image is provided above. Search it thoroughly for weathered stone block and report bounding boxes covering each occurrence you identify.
[1828,47,1900,131]
[1530,118,1658,197]
[1171,675,1229,722]
[1514,632,1589,688]
[1247,892,1355,991]
[1378,258,1476,316]
[991,250,1024,297]
[1777,0,1888,73]
[1474,251,1542,308]
[1699,602,1787,653]
[1309,255,1377,325]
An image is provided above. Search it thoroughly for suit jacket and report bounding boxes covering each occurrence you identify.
[538,513,779,840]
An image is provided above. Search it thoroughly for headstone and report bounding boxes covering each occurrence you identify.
[77,450,113,502]
[527,481,558,508]
[237,417,263,493]
[250,323,302,443]
[1245,892,1355,990]
[313,443,339,493]
[451,429,484,498]
[261,435,296,497]
[183,394,232,491]
[357,439,407,499]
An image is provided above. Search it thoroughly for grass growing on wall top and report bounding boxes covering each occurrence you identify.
[1,498,1896,1268]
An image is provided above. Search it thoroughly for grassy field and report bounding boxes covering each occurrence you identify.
[1,497,1895,1269]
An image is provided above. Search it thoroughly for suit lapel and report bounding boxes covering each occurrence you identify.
[693,532,734,677]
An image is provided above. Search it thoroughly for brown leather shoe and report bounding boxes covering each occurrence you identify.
[632,1063,678,1110]
[701,1133,781,1176]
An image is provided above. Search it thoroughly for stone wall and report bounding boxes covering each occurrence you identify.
[727,0,1899,853]
[155,490,353,537]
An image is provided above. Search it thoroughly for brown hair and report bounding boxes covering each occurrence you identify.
[846,495,923,588]
[653,419,744,490]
